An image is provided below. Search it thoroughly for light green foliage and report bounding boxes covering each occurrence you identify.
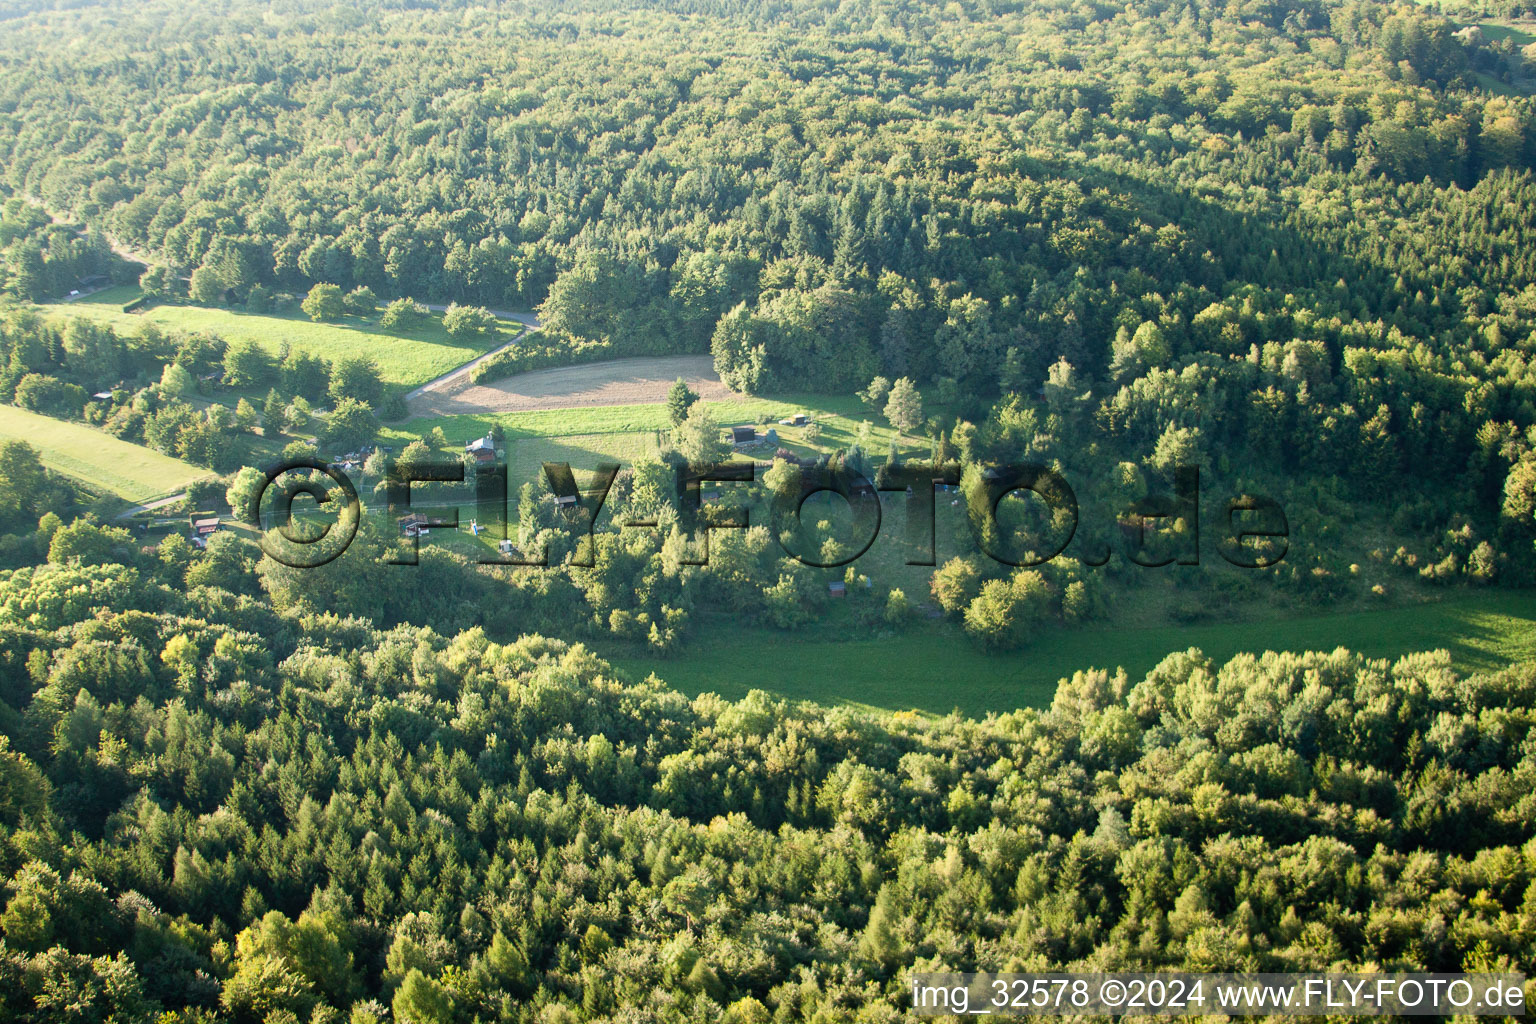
[158,363,194,397]
[378,297,427,330]
[0,404,202,502]
[302,283,345,322]
[188,266,227,305]
[440,304,498,341]
[671,403,729,464]
[225,465,266,521]
[883,377,922,435]
[322,398,379,453]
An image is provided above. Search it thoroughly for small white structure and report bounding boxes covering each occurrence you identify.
[465,433,496,463]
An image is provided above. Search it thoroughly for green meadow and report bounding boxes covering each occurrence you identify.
[42,287,508,388]
[0,403,206,502]
[387,393,917,486]
[600,591,1536,716]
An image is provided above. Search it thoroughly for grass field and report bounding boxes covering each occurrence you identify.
[0,404,206,502]
[387,392,919,486]
[505,432,662,486]
[600,591,1536,716]
[1476,21,1536,47]
[394,392,899,438]
[42,287,508,388]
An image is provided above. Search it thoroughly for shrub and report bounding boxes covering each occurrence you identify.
[301,283,345,322]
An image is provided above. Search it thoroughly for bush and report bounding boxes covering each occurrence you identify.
[14,374,87,418]
[323,398,379,453]
[379,297,428,330]
[442,303,499,341]
[344,286,378,316]
[884,588,912,624]
[245,283,273,313]
[189,266,228,305]
[225,466,266,520]
[302,283,345,322]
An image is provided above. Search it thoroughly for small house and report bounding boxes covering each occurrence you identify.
[399,512,430,537]
[465,433,497,463]
[189,514,220,549]
[828,581,847,598]
[779,413,809,426]
[554,494,578,510]
[729,425,756,445]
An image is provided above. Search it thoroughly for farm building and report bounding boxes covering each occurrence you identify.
[465,433,497,463]
[189,514,220,548]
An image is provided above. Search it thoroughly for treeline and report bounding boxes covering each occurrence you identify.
[0,198,127,302]
[2,0,1535,370]
[0,530,1531,1020]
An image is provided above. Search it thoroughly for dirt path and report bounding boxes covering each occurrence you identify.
[114,492,188,519]
[404,325,531,401]
[406,354,739,418]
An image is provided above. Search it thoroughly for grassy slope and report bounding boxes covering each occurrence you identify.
[0,404,206,502]
[42,287,504,388]
[387,393,914,487]
[393,393,902,444]
[600,591,1536,716]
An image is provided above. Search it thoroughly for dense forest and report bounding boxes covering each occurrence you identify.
[7,0,1536,594]
[0,534,1532,1020]
[1,0,1535,1019]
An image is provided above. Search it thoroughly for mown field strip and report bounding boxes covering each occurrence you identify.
[43,287,506,387]
[0,404,206,502]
